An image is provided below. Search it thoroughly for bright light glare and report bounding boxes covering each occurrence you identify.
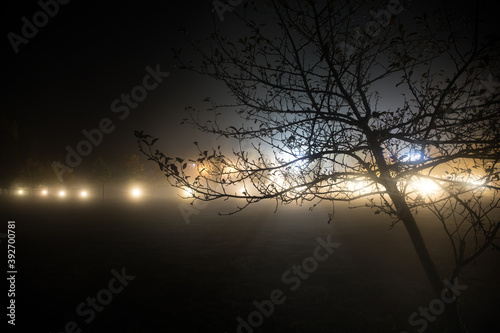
[17,190,23,195]
[346,181,372,194]
[400,151,422,162]
[467,178,485,186]
[413,178,440,194]
[131,188,142,198]
[80,190,88,198]
[59,190,66,197]
[409,152,422,161]
[294,186,307,193]
[269,174,285,187]
[41,190,48,196]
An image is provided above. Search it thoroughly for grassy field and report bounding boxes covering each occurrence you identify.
[2,195,499,332]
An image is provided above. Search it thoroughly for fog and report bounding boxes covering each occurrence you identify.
[3,196,498,332]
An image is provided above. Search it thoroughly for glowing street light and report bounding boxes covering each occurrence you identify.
[347,180,372,195]
[131,188,142,198]
[17,189,23,195]
[412,178,441,194]
[59,190,66,197]
[80,190,88,198]
[41,190,48,196]
[467,177,485,187]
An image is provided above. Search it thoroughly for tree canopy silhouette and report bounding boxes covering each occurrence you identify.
[136,0,500,331]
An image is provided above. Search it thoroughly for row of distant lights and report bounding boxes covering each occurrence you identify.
[17,189,88,198]
[16,188,142,199]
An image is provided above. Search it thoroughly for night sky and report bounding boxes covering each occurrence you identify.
[4,0,500,172]
[4,0,224,167]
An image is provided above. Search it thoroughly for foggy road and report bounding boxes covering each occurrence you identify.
[2,197,498,332]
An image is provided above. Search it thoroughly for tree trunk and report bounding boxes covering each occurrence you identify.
[369,140,465,331]
[391,191,444,296]
[371,143,446,298]
[387,183,464,332]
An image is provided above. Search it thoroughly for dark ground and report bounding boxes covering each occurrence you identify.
[1,195,499,332]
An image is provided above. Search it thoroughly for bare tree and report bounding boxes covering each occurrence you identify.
[136,0,500,331]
